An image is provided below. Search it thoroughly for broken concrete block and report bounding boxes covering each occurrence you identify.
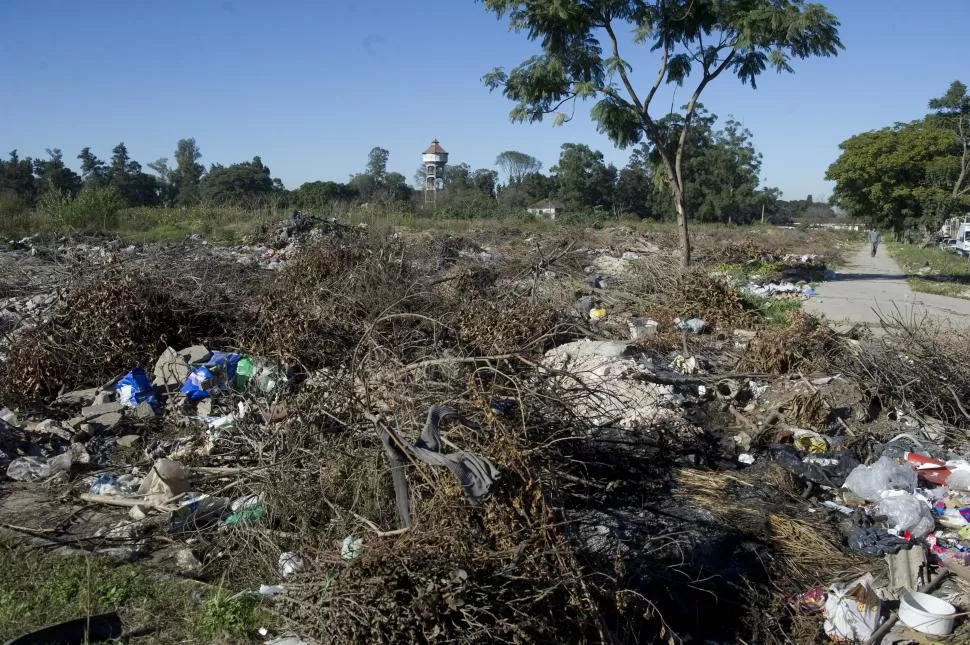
[153,347,191,387]
[0,408,19,427]
[133,402,157,419]
[116,434,141,448]
[178,345,211,364]
[88,412,122,432]
[53,387,99,406]
[196,399,212,417]
[81,402,124,419]
[129,505,149,521]
[34,419,73,442]
[92,390,115,406]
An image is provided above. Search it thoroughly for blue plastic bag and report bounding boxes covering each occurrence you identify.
[180,366,215,400]
[204,352,242,380]
[116,368,159,408]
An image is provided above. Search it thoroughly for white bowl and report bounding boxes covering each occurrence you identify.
[898,591,956,636]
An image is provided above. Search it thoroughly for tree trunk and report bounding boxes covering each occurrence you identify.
[673,190,691,268]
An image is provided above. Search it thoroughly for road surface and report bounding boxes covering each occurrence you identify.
[802,244,970,328]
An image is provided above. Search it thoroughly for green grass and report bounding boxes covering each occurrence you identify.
[0,532,274,643]
[888,242,970,299]
[741,292,803,326]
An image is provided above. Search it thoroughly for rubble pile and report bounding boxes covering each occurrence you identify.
[3,221,970,644]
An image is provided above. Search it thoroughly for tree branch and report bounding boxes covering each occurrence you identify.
[674,49,737,190]
[604,21,643,113]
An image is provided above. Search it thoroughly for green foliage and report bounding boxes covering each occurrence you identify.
[40,184,125,230]
[200,156,275,205]
[33,149,82,198]
[741,292,802,326]
[551,143,617,211]
[0,532,275,643]
[495,150,542,184]
[0,150,37,203]
[889,242,970,299]
[350,147,412,203]
[827,119,958,233]
[481,0,843,264]
[197,590,266,639]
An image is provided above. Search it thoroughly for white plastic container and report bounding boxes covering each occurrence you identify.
[898,591,956,636]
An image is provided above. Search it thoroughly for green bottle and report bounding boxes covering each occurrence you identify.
[235,357,253,390]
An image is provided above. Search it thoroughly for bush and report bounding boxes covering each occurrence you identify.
[39,185,125,231]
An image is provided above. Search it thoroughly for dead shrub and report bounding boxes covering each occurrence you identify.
[740,313,842,374]
[0,264,233,403]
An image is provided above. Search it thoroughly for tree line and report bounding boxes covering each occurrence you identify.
[827,80,970,236]
[0,107,815,226]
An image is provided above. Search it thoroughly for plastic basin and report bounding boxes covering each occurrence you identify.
[898,591,956,636]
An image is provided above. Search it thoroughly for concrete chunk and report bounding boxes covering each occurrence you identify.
[153,347,191,387]
[177,344,211,364]
[54,387,100,406]
[88,412,122,431]
[81,402,124,419]
[134,402,158,419]
[117,434,141,448]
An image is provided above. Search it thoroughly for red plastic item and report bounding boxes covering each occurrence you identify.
[905,452,952,486]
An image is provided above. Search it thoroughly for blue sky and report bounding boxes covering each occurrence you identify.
[0,0,966,201]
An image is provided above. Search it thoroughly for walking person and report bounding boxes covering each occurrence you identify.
[867,226,882,257]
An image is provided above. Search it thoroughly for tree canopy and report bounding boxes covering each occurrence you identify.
[481,0,842,265]
[827,80,970,234]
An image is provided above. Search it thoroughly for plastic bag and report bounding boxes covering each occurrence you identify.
[878,490,935,538]
[843,456,916,501]
[824,573,882,641]
[116,368,158,408]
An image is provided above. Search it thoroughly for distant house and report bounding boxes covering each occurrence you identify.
[527,199,565,220]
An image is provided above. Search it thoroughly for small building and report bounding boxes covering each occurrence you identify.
[527,199,564,220]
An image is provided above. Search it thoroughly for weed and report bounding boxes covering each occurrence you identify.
[889,242,970,299]
[197,590,267,639]
[741,292,802,326]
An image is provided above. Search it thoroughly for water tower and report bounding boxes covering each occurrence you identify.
[422,139,448,204]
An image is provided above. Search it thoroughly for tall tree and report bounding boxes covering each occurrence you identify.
[33,149,82,198]
[78,147,108,186]
[365,147,390,184]
[107,142,159,206]
[199,156,274,204]
[551,143,617,212]
[171,138,205,205]
[481,0,842,266]
[614,144,657,218]
[928,80,970,204]
[0,150,37,203]
[495,150,542,185]
[826,120,955,234]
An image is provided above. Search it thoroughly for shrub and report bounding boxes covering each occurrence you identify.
[39,185,125,231]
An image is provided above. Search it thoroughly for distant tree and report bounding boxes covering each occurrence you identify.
[497,171,556,211]
[295,181,359,210]
[551,143,617,212]
[927,80,970,204]
[481,0,843,265]
[614,144,657,218]
[199,156,274,205]
[107,142,160,206]
[0,150,37,204]
[147,158,176,205]
[826,120,955,234]
[78,147,108,186]
[33,149,82,199]
[350,147,411,202]
[365,147,390,183]
[494,150,542,185]
[171,138,205,205]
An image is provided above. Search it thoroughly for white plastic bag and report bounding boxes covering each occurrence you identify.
[877,490,935,538]
[824,573,882,641]
[843,456,916,501]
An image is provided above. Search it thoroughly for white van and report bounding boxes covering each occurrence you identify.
[956,223,970,256]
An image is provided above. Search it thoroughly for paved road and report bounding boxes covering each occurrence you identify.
[802,244,970,328]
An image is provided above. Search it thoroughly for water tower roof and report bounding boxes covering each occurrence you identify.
[423,139,447,155]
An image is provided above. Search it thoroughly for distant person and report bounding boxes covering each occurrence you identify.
[867,226,882,257]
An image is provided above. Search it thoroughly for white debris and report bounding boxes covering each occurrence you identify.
[541,340,684,429]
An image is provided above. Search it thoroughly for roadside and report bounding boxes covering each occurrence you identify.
[889,241,970,299]
[803,243,970,328]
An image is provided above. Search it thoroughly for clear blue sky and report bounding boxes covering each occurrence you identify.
[1,1,966,201]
